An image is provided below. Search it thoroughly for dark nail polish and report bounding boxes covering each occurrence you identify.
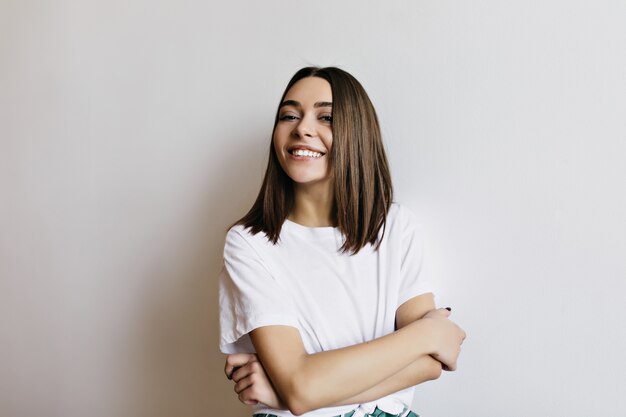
[445,307,452,311]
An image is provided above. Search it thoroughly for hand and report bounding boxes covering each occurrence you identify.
[224,353,257,380]
[422,308,466,372]
[224,353,286,409]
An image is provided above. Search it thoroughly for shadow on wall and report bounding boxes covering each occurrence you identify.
[121,128,267,417]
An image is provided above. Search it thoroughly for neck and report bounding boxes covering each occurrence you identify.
[289,181,335,227]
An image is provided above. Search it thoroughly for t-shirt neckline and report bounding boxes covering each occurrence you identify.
[282,218,340,238]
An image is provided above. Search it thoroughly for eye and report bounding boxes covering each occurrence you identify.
[319,114,333,123]
[279,113,299,122]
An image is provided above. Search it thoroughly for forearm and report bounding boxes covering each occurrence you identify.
[327,294,442,405]
[335,354,442,406]
[252,319,436,414]
[236,334,442,412]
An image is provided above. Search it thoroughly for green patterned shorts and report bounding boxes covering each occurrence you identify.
[253,406,419,417]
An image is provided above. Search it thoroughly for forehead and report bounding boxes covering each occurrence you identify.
[284,76,332,103]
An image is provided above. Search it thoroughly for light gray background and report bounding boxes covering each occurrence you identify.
[1,1,625,416]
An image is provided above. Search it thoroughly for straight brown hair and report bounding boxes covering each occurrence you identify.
[234,67,393,255]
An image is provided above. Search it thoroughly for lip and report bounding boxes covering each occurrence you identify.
[287,145,326,155]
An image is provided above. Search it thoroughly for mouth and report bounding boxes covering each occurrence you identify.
[288,146,326,158]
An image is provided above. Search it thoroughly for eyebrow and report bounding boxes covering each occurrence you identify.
[279,100,333,109]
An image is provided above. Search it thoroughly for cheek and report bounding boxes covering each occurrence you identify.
[325,134,333,152]
[272,133,283,154]
[273,127,289,149]
[272,135,288,169]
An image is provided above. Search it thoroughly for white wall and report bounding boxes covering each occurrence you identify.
[1,1,625,416]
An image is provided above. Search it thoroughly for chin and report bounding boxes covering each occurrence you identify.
[291,176,332,188]
[286,171,327,184]
[291,177,325,185]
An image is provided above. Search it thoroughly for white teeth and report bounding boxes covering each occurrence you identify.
[292,149,322,158]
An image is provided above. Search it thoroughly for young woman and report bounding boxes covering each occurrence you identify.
[218,67,466,417]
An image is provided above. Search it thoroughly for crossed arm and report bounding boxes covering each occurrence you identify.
[224,293,466,415]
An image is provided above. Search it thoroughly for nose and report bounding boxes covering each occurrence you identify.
[294,114,315,138]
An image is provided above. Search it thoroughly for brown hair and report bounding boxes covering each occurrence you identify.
[234,66,393,254]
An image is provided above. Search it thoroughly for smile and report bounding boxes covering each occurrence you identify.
[289,149,324,158]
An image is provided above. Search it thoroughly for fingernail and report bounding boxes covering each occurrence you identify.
[445,307,452,311]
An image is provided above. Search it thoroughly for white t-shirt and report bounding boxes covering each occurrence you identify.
[219,202,433,417]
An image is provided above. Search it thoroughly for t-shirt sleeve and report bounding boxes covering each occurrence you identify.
[396,206,435,308]
[218,227,299,354]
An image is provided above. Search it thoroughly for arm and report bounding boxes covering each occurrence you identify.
[333,293,444,406]
[245,299,464,415]
[229,350,440,410]
[227,353,287,409]
[227,294,459,411]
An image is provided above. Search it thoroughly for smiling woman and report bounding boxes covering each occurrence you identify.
[218,67,466,417]
[233,67,398,253]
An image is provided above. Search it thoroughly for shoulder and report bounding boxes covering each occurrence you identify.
[224,223,279,259]
[386,202,421,231]
[224,224,248,248]
[224,224,263,255]
[225,223,270,244]
[225,224,248,242]
[382,203,426,250]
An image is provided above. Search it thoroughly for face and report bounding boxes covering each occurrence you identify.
[273,76,333,191]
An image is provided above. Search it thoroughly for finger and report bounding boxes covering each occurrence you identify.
[225,353,257,378]
[431,352,457,372]
[430,352,444,365]
[232,361,261,383]
[238,385,260,405]
[425,308,450,319]
[234,374,255,394]
[225,353,257,379]
[444,361,457,372]
[445,348,461,371]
